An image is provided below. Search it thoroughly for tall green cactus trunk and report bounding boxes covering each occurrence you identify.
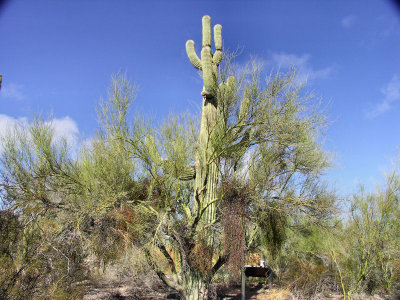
[186,15,222,231]
[194,95,218,223]
[165,15,228,299]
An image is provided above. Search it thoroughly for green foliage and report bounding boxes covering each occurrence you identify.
[277,164,400,298]
[337,171,400,295]
[0,120,89,299]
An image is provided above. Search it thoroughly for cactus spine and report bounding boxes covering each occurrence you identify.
[186,15,222,230]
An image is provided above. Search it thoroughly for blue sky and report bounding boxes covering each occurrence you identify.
[1,0,400,196]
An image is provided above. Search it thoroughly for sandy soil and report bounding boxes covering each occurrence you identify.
[82,279,393,300]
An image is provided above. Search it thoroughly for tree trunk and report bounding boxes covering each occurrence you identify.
[181,273,209,300]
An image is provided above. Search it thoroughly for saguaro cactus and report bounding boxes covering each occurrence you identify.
[186,15,222,100]
[143,15,242,299]
[186,15,223,228]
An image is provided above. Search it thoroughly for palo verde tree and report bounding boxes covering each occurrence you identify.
[0,119,90,299]
[118,15,334,299]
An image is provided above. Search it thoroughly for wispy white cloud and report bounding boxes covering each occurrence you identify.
[0,115,28,153]
[46,116,79,146]
[0,83,26,101]
[341,15,357,28]
[366,75,400,118]
[0,114,28,138]
[0,114,80,153]
[268,52,333,83]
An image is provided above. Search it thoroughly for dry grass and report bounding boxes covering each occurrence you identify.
[261,287,294,300]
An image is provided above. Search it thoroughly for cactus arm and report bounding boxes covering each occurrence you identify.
[227,76,235,90]
[226,76,235,99]
[201,47,215,99]
[212,51,223,66]
[212,24,223,66]
[202,15,211,47]
[178,165,196,181]
[239,96,250,123]
[185,40,202,70]
[200,15,215,99]
[218,76,235,114]
[214,24,222,50]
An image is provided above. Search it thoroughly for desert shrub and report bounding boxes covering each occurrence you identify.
[0,210,88,300]
[257,217,341,297]
[338,176,400,296]
[280,255,333,296]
